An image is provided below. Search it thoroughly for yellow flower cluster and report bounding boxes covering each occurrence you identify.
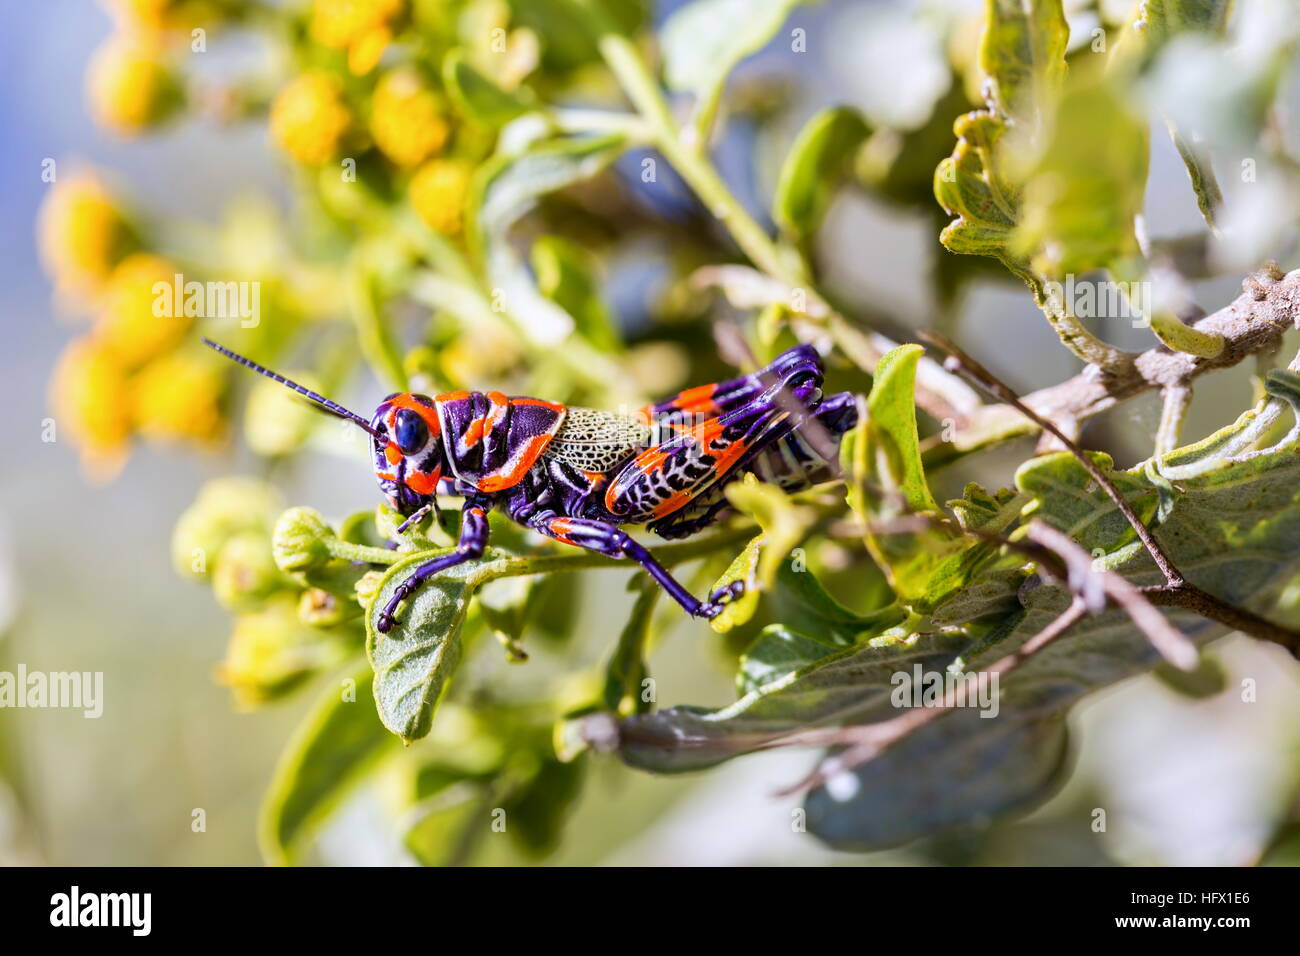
[37,172,134,300]
[173,480,358,707]
[39,175,226,478]
[309,0,405,75]
[409,158,472,236]
[270,71,352,166]
[370,68,449,168]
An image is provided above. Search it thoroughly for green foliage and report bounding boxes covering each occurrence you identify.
[366,550,485,743]
[774,106,871,246]
[134,0,1300,865]
[934,0,1066,279]
[661,0,810,131]
[443,50,536,127]
[616,356,1300,848]
[259,662,398,865]
[1012,71,1149,278]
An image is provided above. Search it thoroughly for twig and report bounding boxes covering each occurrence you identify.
[919,329,1300,658]
[919,329,1187,588]
[1025,522,1198,670]
[873,512,1198,670]
[1143,585,1300,657]
[949,265,1300,452]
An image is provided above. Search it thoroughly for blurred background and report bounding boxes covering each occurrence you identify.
[2,0,1299,866]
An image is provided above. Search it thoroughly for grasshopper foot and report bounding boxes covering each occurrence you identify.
[694,579,747,619]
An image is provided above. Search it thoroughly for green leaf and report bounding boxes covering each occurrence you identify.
[1120,0,1233,67]
[661,0,808,118]
[531,235,622,352]
[443,50,536,127]
[717,478,816,621]
[802,583,1205,850]
[806,708,1073,850]
[470,134,628,345]
[258,660,398,865]
[979,0,1069,121]
[502,755,587,858]
[603,580,660,715]
[934,110,1026,267]
[768,560,896,646]
[1012,71,1149,277]
[1116,1,1233,228]
[773,106,871,244]
[846,344,980,606]
[863,344,938,514]
[1016,451,1159,558]
[365,550,483,742]
[934,0,1068,277]
[403,790,486,866]
[618,628,967,773]
[707,535,764,634]
[738,625,847,695]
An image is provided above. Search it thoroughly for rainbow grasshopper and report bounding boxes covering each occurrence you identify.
[203,339,857,633]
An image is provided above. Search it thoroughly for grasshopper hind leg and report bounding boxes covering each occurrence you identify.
[526,512,744,619]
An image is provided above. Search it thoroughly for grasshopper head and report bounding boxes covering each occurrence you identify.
[370,393,446,517]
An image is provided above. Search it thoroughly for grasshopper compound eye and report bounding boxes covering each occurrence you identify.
[393,407,429,454]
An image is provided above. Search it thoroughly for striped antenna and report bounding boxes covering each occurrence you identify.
[201,338,382,440]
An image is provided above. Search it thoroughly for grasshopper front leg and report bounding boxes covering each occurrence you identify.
[376,500,491,633]
[527,513,743,619]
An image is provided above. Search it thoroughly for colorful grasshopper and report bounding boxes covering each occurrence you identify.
[203,339,858,633]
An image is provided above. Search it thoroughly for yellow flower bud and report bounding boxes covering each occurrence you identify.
[270,72,351,166]
[172,477,283,581]
[409,158,471,236]
[310,0,404,74]
[298,587,358,627]
[37,172,133,301]
[354,569,385,607]
[106,0,225,35]
[218,598,345,708]
[95,252,189,368]
[131,350,226,445]
[213,530,288,611]
[370,69,448,168]
[272,507,336,575]
[86,34,181,136]
[49,337,133,479]
[347,25,391,75]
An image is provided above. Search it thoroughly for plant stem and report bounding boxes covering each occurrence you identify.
[1029,269,1133,369]
[1155,383,1191,456]
[1149,310,1226,358]
[595,31,804,289]
[347,247,409,391]
[327,540,402,566]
